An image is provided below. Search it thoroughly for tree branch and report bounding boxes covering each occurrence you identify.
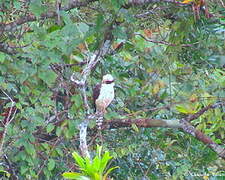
[186,101,225,122]
[180,119,225,160]
[104,101,225,160]
[105,118,181,129]
[0,90,17,158]
[135,33,199,47]
[104,117,225,160]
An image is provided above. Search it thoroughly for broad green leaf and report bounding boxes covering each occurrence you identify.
[92,156,101,172]
[0,52,6,63]
[61,11,73,25]
[131,124,139,132]
[56,127,62,137]
[100,153,112,172]
[56,148,64,157]
[24,143,36,156]
[46,123,55,133]
[77,23,89,35]
[72,152,85,168]
[71,94,83,109]
[29,0,46,17]
[48,159,55,171]
[20,166,28,175]
[38,70,57,86]
[176,104,198,114]
[103,166,119,180]
[62,172,84,179]
[0,170,10,177]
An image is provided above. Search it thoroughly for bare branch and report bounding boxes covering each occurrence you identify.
[104,116,225,160]
[0,90,17,157]
[180,119,225,160]
[186,101,225,122]
[135,33,199,47]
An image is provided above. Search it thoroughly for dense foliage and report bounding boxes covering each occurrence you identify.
[0,0,224,179]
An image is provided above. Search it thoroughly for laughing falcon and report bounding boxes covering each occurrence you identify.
[93,74,115,127]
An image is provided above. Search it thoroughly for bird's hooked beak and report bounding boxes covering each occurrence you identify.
[104,79,115,84]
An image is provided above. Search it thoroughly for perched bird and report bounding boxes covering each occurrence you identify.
[93,74,115,128]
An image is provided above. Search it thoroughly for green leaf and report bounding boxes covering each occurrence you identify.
[113,26,127,39]
[38,70,57,86]
[71,94,83,109]
[175,105,190,114]
[131,124,139,132]
[56,148,64,157]
[20,166,28,175]
[48,159,55,171]
[72,152,85,168]
[92,156,101,172]
[29,0,46,17]
[56,127,62,137]
[103,166,119,180]
[0,170,10,178]
[100,151,112,173]
[46,123,55,133]
[62,172,90,180]
[24,143,36,156]
[0,52,6,63]
[61,11,73,25]
[77,23,89,35]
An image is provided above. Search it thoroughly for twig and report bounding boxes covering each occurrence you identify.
[135,33,199,47]
[135,7,169,18]
[3,155,18,179]
[185,101,225,122]
[219,0,225,8]
[36,137,63,177]
[0,89,17,157]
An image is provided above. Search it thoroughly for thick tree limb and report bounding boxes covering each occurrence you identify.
[104,102,225,160]
[180,119,225,160]
[105,118,182,129]
[104,117,225,160]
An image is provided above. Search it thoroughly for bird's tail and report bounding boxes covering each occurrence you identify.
[96,116,103,129]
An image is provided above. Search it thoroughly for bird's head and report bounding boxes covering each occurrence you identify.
[102,74,115,85]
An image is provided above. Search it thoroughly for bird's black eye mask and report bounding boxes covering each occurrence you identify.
[105,80,114,84]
